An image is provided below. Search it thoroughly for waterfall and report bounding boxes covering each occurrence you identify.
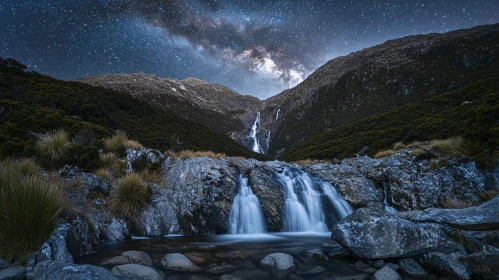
[275,168,353,232]
[249,112,264,154]
[228,174,266,234]
[275,109,281,120]
[383,182,398,214]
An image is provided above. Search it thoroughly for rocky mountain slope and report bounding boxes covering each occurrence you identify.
[76,24,499,161]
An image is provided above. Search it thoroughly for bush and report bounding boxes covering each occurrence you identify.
[0,160,65,262]
[103,131,128,152]
[35,129,69,161]
[72,127,96,146]
[100,152,117,167]
[429,137,466,156]
[65,144,101,171]
[108,173,151,219]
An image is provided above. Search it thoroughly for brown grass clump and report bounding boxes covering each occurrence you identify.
[103,130,128,152]
[374,149,395,158]
[124,140,143,149]
[14,158,43,177]
[177,150,227,160]
[441,196,477,209]
[35,129,70,160]
[100,152,117,167]
[108,173,151,219]
[428,137,466,156]
[295,158,330,166]
[94,168,112,181]
[393,142,406,151]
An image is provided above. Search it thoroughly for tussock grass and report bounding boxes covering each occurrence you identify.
[393,142,406,151]
[0,161,65,262]
[94,168,112,181]
[108,173,151,219]
[124,140,143,149]
[374,149,395,158]
[103,130,128,152]
[175,150,227,160]
[441,197,477,209]
[100,152,117,167]
[295,158,330,166]
[35,129,69,160]
[16,158,43,176]
[428,137,466,156]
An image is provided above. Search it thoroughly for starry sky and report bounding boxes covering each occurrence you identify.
[1,1,498,99]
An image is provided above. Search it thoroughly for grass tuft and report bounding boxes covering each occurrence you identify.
[428,137,466,156]
[374,149,395,158]
[94,168,112,181]
[176,150,227,160]
[35,129,69,160]
[100,152,117,167]
[103,130,128,152]
[108,173,151,219]
[0,160,65,263]
[295,158,330,166]
[124,140,143,149]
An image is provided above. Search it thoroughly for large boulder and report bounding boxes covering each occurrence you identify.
[32,261,117,280]
[398,258,427,278]
[260,253,295,271]
[412,196,499,230]
[134,188,179,236]
[331,208,458,259]
[459,245,499,280]
[419,252,470,280]
[101,251,153,267]
[111,264,162,280]
[372,266,401,280]
[160,253,202,272]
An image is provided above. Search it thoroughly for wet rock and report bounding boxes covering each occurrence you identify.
[214,252,245,261]
[81,173,109,194]
[220,275,242,280]
[184,252,211,265]
[306,249,327,260]
[101,218,129,242]
[327,246,351,259]
[412,196,499,230]
[354,260,377,274]
[207,264,235,274]
[398,258,427,278]
[321,243,337,248]
[121,251,153,266]
[459,245,499,280]
[0,266,26,280]
[101,256,131,266]
[260,253,295,271]
[384,263,399,271]
[420,252,470,279]
[366,260,385,269]
[32,261,117,280]
[189,276,211,280]
[111,264,162,280]
[160,253,202,272]
[0,260,9,269]
[330,274,369,280]
[467,230,499,248]
[372,266,402,280]
[331,208,458,259]
[297,266,327,275]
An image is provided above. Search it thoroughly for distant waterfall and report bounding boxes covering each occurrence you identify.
[275,109,281,120]
[228,174,266,234]
[275,168,353,232]
[249,112,264,154]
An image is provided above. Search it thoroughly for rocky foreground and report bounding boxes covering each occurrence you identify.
[0,148,498,279]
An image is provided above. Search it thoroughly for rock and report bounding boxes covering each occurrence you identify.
[111,264,162,280]
[372,266,402,280]
[327,246,351,259]
[160,253,202,272]
[260,253,295,271]
[207,265,235,274]
[412,196,499,230]
[467,230,499,248]
[366,260,385,269]
[101,256,133,266]
[459,245,499,280]
[297,266,327,275]
[398,258,427,278]
[134,188,179,236]
[189,276,211,280]
[306,249,327,260]
[184,252,211,265]
[384,263,399,271]
[32,261,117,280]
[126,148,164,173]
[330,274,369,280]
[331,208,458,259]
[354,260,377,274]
[420,252,470,279]
[58,165,81,179]
[101,218,129,242]
[321,243,336,248]
[0,260,9,269]
[220,275,242,280]
[0,266,26,280]
[121,251,153,266]
[81,173,109,194]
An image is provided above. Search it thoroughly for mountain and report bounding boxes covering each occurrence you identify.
[0,58,267,160]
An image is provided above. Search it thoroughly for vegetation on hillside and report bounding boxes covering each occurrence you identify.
[0,58,267,166]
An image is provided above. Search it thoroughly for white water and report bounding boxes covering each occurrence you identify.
[228,174,266,234]
[275,168,353,232]
[275,109,281,120]
[383,182,398,214]
[249,112,264,153]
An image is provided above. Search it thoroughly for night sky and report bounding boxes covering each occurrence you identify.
[1,1,498,99]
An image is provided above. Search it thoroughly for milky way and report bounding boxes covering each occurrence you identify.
[1,0,498,98]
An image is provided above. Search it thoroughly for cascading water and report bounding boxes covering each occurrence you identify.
[383,182,398,214]
[275,168,353,232]
[249,112,264,154]
[228,174,266,234]
[275,109,281,120]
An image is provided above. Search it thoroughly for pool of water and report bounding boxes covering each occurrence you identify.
[77,232,377,279]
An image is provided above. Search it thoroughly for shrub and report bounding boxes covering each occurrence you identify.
[374,149,395,158]
[108,173,151,219]
[72,127,96,146]
[103,131,128,152]
[177,150,227,160]
[0,161,65,262]
[100,152,117,167]
[35,129,69,161]
[429,137,466,156]
[66,144,101,171]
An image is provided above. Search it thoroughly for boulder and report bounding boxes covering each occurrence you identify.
[121,251,153,266]
[111,264,162,280]
[32,261,117,280]
[101,256,131,266]
[207,264,235,274]
[331,208,458,259]
[327,246,351,259]
[100,218,129,242]
[0,260,9,269]
[134,188,179,236]
[184,252,211,265]
[398,258,427,278]
[419,252,470,280]
[0,266,26,280]
[296,266,327,275]
[81,173,109,194]
[306,249,327,260]
[260,253,295,271]
[160,253,202,272]
[459,245,499,280]
[372,266,402,280]
[412,196,499,230]
[384,263,399,271]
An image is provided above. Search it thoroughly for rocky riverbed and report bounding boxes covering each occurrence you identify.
[1,148,498,280]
